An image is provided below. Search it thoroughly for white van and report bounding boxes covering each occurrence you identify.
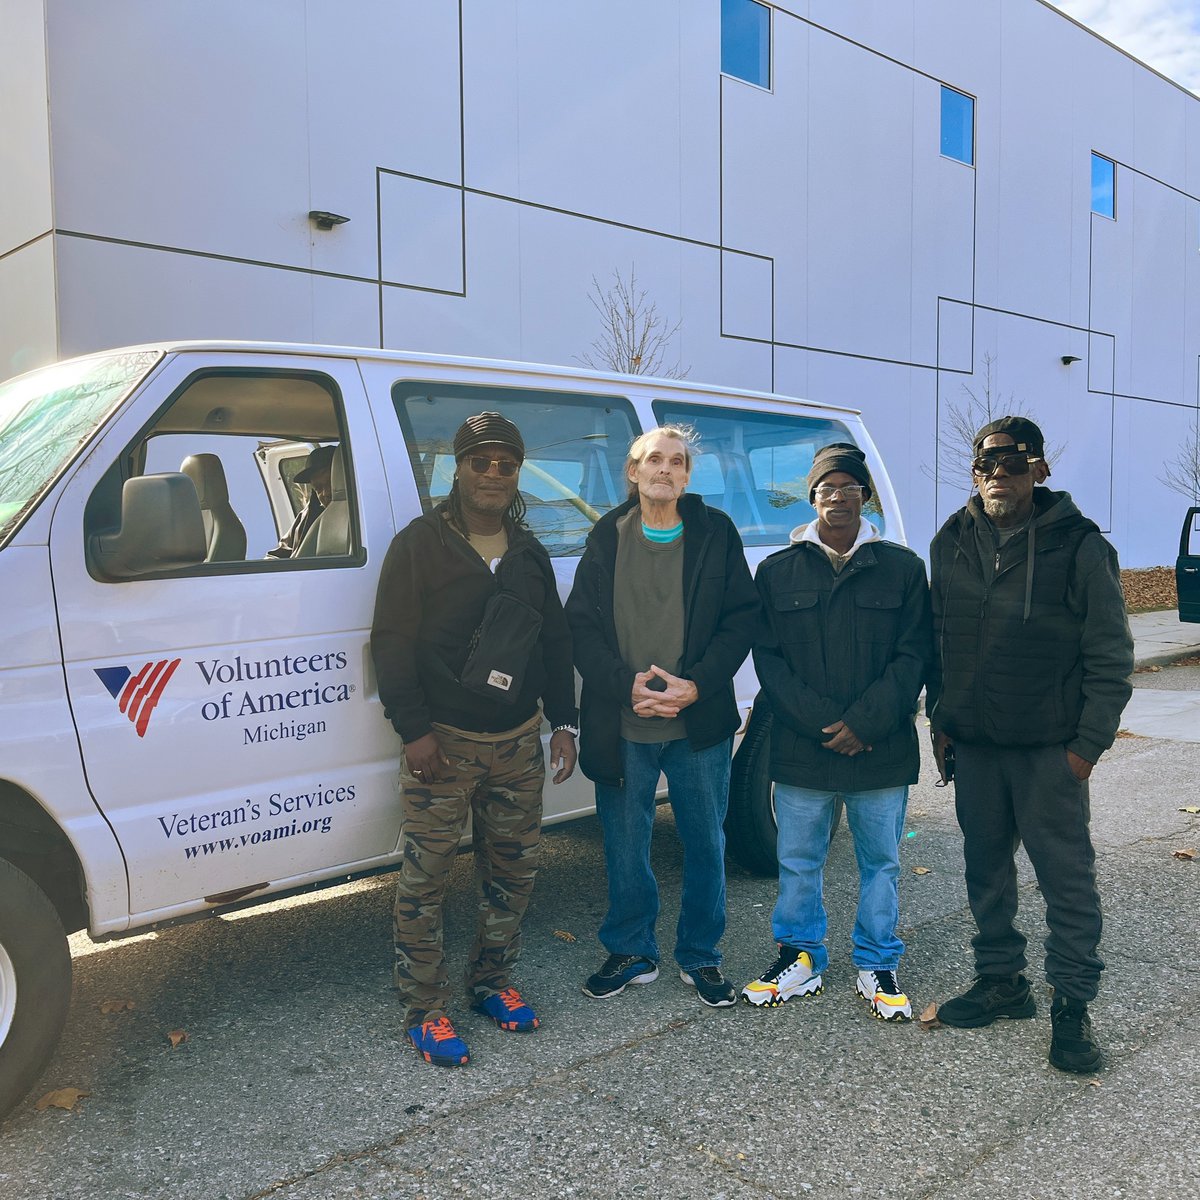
[0,341,904,1117]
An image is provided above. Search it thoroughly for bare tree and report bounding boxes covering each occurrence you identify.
[925,353,1058,497]
[1160,410,1200,503]
[575,265,689,378]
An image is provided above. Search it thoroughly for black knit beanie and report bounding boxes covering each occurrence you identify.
[453,412,525,461]
[807,442,872,502]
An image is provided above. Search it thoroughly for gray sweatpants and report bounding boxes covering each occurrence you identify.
[954,742,1103,1001]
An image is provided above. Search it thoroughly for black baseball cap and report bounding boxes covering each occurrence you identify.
[295,444,336,483]
[972,416,1045,457]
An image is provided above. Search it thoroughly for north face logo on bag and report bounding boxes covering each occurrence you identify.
[487,669,513,692]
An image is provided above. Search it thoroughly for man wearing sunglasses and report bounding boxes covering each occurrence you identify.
[372,412,578,1068]
[743,443,931,1021]
[927,416,1132,1074]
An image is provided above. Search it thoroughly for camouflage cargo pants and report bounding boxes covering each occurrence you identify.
[394,718,545,1027]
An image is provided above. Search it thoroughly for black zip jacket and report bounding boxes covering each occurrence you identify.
[753,535,932,790]
[565,494,760,786]
[926,488,1133,763]
[371,507,577,741]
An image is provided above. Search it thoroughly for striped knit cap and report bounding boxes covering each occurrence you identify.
[453,412,525,461]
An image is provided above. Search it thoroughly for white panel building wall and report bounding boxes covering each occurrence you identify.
[2,0,1198,565]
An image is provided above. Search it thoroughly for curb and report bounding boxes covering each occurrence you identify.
[1134,646,1200,670]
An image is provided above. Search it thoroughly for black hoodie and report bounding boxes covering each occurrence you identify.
[371,507,577,741]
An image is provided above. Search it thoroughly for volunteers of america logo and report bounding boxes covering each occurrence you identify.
[94,659,181,737]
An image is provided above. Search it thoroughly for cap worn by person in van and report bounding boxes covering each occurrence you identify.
[453,412,525,462]
[807,442,873,503]
[972,415,1045,458]
[295,444,336,484]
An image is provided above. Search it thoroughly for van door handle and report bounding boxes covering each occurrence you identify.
[1184,567,1199,573]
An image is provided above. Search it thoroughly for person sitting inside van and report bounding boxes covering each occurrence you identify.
[266,444,335,559]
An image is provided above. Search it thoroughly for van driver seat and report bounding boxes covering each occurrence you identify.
[179,454,247,562]
[294,446,350,558]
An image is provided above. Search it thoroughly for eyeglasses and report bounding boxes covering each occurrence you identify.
[814,484,867,501]
[971,453,1038,478]
[465,456,520,477]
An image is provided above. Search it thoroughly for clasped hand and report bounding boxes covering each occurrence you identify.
[631,665,699,718]
[822,719,869,756]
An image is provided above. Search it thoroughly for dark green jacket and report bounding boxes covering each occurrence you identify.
[753,533,932,791]
[927,489,1133,763]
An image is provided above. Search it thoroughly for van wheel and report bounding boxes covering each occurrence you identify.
[0,858,72,1123]
[725,701,843,877]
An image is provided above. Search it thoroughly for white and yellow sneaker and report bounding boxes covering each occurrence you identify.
[741,946,824,1007]
[856,969,912,1021]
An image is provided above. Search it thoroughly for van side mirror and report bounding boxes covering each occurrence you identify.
[91,473,206,578]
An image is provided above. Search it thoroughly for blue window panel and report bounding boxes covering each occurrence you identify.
[940,86,974,165]
[1092,153,1116,218]
[722,0,770,89]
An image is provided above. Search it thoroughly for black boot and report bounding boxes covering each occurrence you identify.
[1049,994,1102,1073]
[937,973,1036,1028]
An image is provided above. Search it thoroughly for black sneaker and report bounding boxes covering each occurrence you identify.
[582,953,659,999]
[937,973,1037,1027]
[679,966,737,1008]
[1049,995,1102,1074]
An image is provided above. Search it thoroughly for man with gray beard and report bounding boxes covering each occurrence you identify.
[926,417,1132,1075]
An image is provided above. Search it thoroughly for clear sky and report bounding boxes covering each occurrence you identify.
[1049,0,1200,94]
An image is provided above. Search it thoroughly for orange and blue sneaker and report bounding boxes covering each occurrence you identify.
[408,1016,470,1067]
[472,987,540,1032]
[855,969,913,1021]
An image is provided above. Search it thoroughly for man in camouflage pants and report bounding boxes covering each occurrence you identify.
[372,413,578,1068]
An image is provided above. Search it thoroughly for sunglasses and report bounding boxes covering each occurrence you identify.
[465,456,520,477]
[971,452,1038,478]
[813,484,867,501]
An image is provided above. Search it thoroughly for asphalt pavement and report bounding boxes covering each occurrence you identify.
[1,613,1198,1199]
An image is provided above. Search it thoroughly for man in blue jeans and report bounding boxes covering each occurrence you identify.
[743,444,932,1019]
[566,425,759,1008]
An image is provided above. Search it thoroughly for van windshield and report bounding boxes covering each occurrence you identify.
[0,350,161,546]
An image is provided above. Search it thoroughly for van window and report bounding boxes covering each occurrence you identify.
[393,382,639,556]
[0,349,161,549]
[85,369,360,576]
[651,401,888,543]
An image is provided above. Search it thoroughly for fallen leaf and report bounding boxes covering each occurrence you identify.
[166,1029,189,1048]
[35,1088,90,1112]
[1179,807,1200,815]
[912,866,932,875]
[1172,848,1196,861]
[1088,1079,1102,1088]
[98,999,135,1014]
[552,929,577,943]
[917,1002,942,1029]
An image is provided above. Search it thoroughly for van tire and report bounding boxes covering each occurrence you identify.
[725,700,843,877]
[0,858,72,1124]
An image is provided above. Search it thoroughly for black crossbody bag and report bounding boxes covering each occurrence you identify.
[459,586,544,704]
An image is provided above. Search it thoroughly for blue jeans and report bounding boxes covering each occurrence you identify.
[772,784,908,974]
[594,737,732,971]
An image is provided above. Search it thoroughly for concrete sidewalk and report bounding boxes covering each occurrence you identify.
[1128,608,1200,667]
[1123,610,1200,742]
